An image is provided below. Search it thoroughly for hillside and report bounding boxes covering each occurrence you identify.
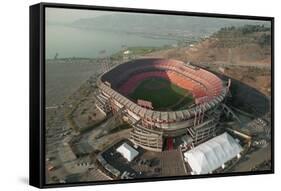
[144,25,272,96]
[146,25,271,64]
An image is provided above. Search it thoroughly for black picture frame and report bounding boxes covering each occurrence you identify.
[30,2,274,188]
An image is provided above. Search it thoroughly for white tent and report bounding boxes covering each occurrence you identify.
[117,143,139,162]
[184,132,243,175]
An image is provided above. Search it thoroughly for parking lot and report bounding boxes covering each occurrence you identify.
[101,139,187,179]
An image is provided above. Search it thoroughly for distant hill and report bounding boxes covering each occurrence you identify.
[185,24,271,64]
[145,25,271,65]
[212,25,271,48]
[70,13,268,39]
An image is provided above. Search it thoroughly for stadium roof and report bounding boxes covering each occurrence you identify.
[184,132,243,174]
[116,143,139,162]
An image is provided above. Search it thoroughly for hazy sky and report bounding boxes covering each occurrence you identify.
[46,7,271,27]
[46,8,113,23]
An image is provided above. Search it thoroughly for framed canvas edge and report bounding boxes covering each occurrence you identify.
[29,2,275,189]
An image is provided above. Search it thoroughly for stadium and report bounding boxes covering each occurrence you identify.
[96,58,229,152]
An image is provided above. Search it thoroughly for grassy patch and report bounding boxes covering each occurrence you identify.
[129,77,194,110]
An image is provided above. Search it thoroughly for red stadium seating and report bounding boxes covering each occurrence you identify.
[118,60,223,103]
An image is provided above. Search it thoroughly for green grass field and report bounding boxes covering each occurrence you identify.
[129,77,194,111]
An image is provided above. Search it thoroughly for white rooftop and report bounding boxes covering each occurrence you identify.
[123,50,131,55]
[184,132,243,175]
[117,143,139,162]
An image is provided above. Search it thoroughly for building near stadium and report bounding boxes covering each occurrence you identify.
[96,58,229,152]
[116,143,139,162]
[183,132,242,175]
